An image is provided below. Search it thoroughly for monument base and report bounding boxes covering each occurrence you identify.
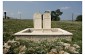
[14,28,73,41]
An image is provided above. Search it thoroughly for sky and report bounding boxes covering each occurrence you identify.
[3,1,82,20]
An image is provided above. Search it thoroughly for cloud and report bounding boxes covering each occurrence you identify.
[60,7,71,10]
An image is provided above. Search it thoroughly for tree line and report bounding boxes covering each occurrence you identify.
[46,9,82,21]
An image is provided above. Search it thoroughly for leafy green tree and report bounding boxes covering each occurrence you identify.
[51,11,56,21]
[55,9,63,16]
[76,15,82,21]
[51,9,63,21]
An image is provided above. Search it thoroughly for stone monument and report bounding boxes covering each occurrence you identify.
[33,13,42,33]
[34,13,42,29]
[43,13,51,32]
[14,12,73,42]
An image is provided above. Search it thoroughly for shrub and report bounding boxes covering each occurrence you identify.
[76,15,82,21]
[3,33,15,43]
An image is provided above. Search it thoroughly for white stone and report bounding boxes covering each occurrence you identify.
[43,13,51,29]
[63,43,70,49]
[14,28,72,41]
[50,49,57,53]
[68,46,76,53]
[33,13,42,29]
[14,12,73,42]
[59,50,64,54]
[64,52,69,54]
[19,45,27,54]
[4,43,10,49]
[3,48,9,54]
[7,39,17,43]
[73,44,80,48]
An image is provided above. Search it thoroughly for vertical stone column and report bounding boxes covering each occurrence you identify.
[43,13,51,29]
[33,13,42,29]
[43,13,51,32]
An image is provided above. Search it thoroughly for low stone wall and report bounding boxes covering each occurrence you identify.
[14,28,73,42]
[15,35,72,42]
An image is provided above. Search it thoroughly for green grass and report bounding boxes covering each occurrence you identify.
[3,19,33,33]
[3,19,82,53]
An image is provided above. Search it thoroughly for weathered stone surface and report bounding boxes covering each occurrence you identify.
[43,13,51,29]
[3,43,11,54]
[59,50,64,54]
[73,44,80,49]
[19,45,27,54]
[50,49,57,53]
[15,35,72,42]
[68,46,76,53]
[4,43,11,49]
[64,52,69,54]
[63,43,71,49]
[33,13,42,29]
[3,48,9,54]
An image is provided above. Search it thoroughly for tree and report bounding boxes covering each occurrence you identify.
[51,11,56,21]
[76,15,82,21]
[55,9,63,16]
[51,9,63,21]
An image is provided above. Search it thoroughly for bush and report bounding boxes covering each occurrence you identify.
[76,15,82,21]
[3,39,81,54]
[3,33,15,43]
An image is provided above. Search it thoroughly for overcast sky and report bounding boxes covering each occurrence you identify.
[3,1,82,20]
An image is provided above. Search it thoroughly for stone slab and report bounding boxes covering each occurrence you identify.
[14,28,73,41]
[33,13,42,29]
[15,35,72,41]
[43,13,51,29]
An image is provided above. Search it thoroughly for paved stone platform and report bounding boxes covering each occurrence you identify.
[14,28,73,41]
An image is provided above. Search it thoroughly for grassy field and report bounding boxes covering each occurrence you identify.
[3,19,82,53]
